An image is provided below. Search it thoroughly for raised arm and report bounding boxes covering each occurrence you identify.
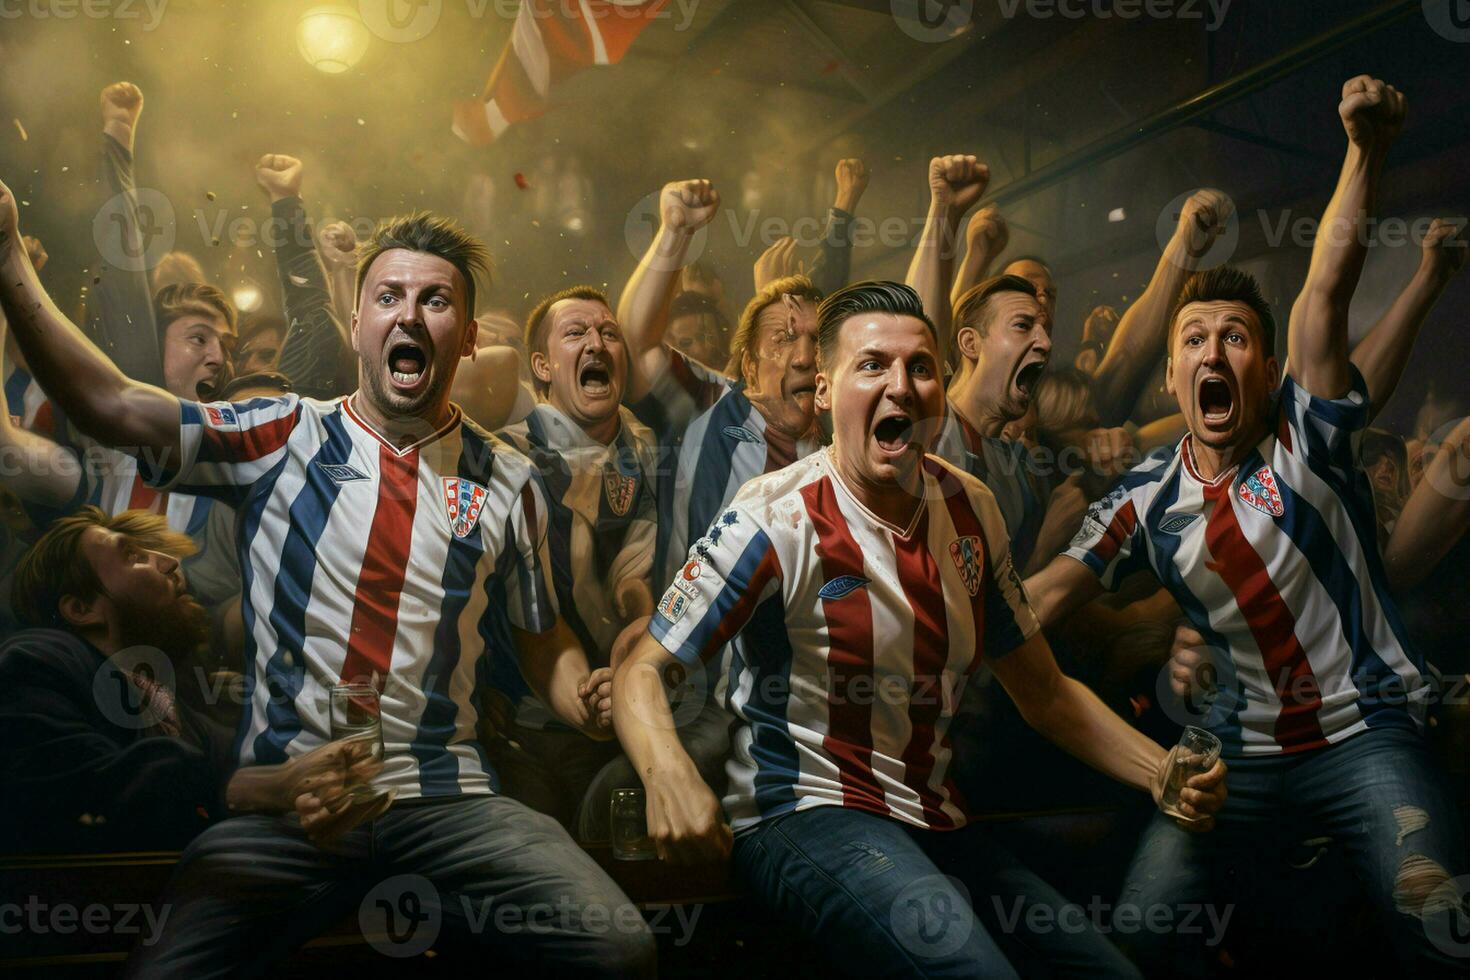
[1350,217,1465,420]
[949,205,1009,311]
[1288,76,1405,401]
[1092,188,1233,425]
[809,157,869,297]
[906,154,988,356]
[1383,416,1470,594]
[0,311,83,507]
[255,154,353,400]
[318,220,360,340]
[0,177,180,462]
[88,81,164,388]
[618,179,721,403]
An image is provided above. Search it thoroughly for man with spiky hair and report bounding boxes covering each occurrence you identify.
[0,186,654,975]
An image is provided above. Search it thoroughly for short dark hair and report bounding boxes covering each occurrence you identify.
[951,274,1039,364]
[523,285,610,396]
[1170,266,1277,354]
[815,280,936,371]
[728,275,824,379]
[12,507,195,628]
[355,212,490,319]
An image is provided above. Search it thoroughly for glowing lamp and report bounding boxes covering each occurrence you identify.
[232,281,264,314]
[297,5,370,75]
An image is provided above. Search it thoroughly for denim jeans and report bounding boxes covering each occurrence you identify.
[733,804,1139,979]
[123,794,655,978]
[1117,726,1468,976]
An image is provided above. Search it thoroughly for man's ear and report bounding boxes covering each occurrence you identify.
[814,371,832,413]
[530,351,552,387]
[1164,356,1176,397]
[1266,356,1281,393]
[956,325,980,364]
[461,316,479,358]
[740,349,759,390]
[58,593,106,631]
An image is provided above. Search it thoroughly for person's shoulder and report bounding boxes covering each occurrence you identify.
[728,452,830,524]
[0,629,100,684]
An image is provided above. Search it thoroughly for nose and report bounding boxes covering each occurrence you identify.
[1032,322,1053,357]
[149,550,179,575]
[885,361,914,404]
[1202,334,1227,365]
[585,326,606,353]
[203,336,224,369]
[791,332,816,369]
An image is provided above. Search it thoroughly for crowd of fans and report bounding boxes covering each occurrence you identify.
[0,74,1468,977]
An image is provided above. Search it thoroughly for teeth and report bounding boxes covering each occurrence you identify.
[392,371,423,385]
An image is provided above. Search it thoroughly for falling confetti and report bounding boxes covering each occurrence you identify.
[206,191,216,201]
[513,172,529,190]
[12,119,26,141]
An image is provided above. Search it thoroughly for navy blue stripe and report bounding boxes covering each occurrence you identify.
[654,530,773,666]
[229,451,292,765]
[683,392,750,568]
[251,409,353,764]
[739,596,800,820]
[4,367,30,415]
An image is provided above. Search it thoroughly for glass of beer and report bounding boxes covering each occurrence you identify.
[329,683,389,804]
[610,788,657,861]
[1160,726,1222,821]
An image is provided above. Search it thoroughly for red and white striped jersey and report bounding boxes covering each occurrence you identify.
[650,449,1039,833]
[145,394,557,799]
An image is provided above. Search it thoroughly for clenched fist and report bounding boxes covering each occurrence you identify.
[753,236,807,292]
[319,220,359,270]
[100,81,143,148]
[833,158,869,214]
[1175,188,1234,260]
[659,179,720,234]
[255,154,304,203]
[966,204,1009,254]
[1421,217,1467,280]
[1339,75,1406,152]
[928,154,989,216]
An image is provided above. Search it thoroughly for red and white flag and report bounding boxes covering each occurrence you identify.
[453,0,670,146]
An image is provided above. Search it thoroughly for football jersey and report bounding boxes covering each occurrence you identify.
[494,403,657,728]
[651,449,1039,833]
[932,401,1047,570]
[4,364,57,437]
[627,346,731,443]
[73,437,216,541]
[1066,369,1430,757]
[143,394,557,799]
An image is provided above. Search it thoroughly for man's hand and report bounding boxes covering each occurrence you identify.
[319,220,358,270]
[928,154,989,217]
[1421,217,1468,282]
[1167,623,1218,705]
[579,667,615,732]
[100,82,143,150]
[1150,748,1227,833]
[966,204,1009,256]
[645,768,733,864]
[753,236,807,292]
[1174,188,1234,261]
[255,154,305,203]
[659,179,720,235]
[22,236,47,272]
[1083,305,1119,345]
[1339,75,1406,153]
[833,157,869,214]
[1083,426,1135,479]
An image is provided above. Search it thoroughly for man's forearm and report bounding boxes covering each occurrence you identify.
[516,624,604,738]
[1384,417,1470,593]
[224,759,296,814]
[1350,260,1449,416]
[613,642,705,782]
[1026,674,1166,793]
[906,203,960,354]
[1092,237,1195,425]
[618,225,693,357]
[949,234,999,312]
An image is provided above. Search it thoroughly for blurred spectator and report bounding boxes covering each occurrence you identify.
[665,290,730,369]
[235,313,285,377]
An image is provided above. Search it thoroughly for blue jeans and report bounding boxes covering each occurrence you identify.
[123,794,655,978]
[733,805,1139,979]
[1118,726,1468,976]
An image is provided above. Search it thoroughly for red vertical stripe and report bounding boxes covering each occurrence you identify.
[891,508,955,829]
[801,477,882,814]
[127,471,166,514]
[339,447,419,687]
[1202,483,1326,749]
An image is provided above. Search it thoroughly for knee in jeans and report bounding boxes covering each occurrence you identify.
[597,915,657,978]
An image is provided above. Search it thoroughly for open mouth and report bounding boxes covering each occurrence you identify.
[789,380,817,403]
[1015,361,1045,399]
[578,359,612,396]
[874,413,915,455]
[388,341,428,390]
[1198,376,1234,424]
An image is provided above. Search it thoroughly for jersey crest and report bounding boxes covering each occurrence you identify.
[603,461,638,517]
[1238,465,1285,517]
[442,477,490,538]
[949,535,984,597]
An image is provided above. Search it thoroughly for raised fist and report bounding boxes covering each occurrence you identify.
[659,179,720,234]
[834,158,869,213]
[1421,217,1467,280]
[1176,188,1234,260]
[928,154,989,215]
[1339,75,1406,151]
[100,82,143,151]
[1083,304,1119,345]
[319,220,359,270]
[22,235,47,272]
[966,204,1009,253]
[254,154,304,202]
